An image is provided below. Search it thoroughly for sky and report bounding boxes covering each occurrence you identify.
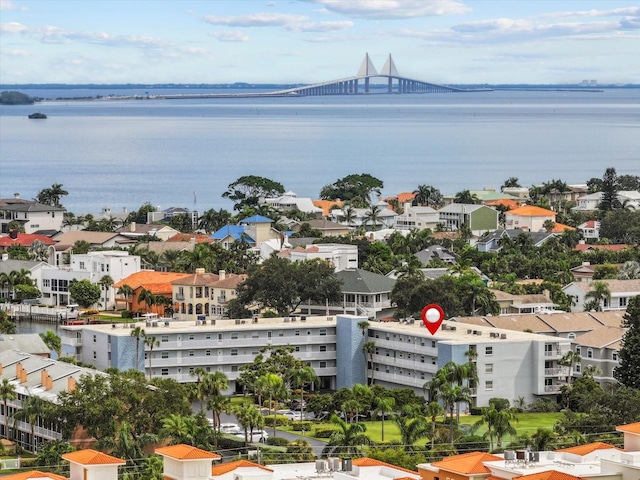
[0,0,639,85]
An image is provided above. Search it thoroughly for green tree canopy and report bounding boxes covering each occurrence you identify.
[222,175,285,211]
[614,295,640,388]
[320,173,383,204]
[69,279,101,308]
[237,257,342,316]
[36,183,68,208]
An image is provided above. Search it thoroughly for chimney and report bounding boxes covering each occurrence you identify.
[195,268,205,275]
[16,363,27,383]
[1,254,7,262]
[46,375,53,391]
[67,377,76,391]
[13,193,20,199]
[190,237,195,245]
[41,369,48,386]
[0,363,3,375]
[219,270,226,280]
[130,222,136,232]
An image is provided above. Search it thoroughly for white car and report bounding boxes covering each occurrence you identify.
[235,430,269,443]
[276,409,304,421]
[219,423,241,434]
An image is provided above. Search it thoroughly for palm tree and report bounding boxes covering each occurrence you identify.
[1,378,17,439]
[454,190,480,204]
[207,394,230,441]
[39,330,62,357]
[362,341,375,385]
[559,350,581,385]
[144,335,160,380]
[425,401,444,449]
[160,249,184,272]
[233,402,264,444]
[393,410,429,452]
[363,204,382,231]
[36,183,68,207]
[256,373,286,437]
[327,414,371,456]
[473,405,518,450]
[12,393,52,452]
[584,280,611,311]
[138,288,156,313]
[116,284,134,311]
[373,396,395,442]
[130,327,146,371]
[338,205,357,228]
[198,208,232,233]
[412,185,443,208]
[289,365,317,421]
[160,413,195,445]
[98,275,114,310]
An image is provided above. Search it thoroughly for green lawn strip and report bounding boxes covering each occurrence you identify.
[279,413,562,445]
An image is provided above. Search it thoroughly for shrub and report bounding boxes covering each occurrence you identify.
[469,406,483,416]
[290,421,313,432]
[121,310,133,319]
[262,310,278,318]
[313,427,335,438]
[217,436,246,450]
[528,398,560,413]
[264,414,290,427]
[266,436,290,446]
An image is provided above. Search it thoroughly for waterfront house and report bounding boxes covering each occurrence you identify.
[147,206,200,231]
[114,270,191,315]
[437,203,499,236]
[563,279,640,312]
[262,191,323,216]
[115,221,180,241]
[475,228,557,252]
[395,202,440,231]
[0,195,65,234]
[278,243,358,272]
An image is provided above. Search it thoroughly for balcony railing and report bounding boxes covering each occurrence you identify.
[544,385,563,393]
[175,293,184,301]
[217,296,228,304]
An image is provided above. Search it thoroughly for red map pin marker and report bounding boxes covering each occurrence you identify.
[421,304,444,335]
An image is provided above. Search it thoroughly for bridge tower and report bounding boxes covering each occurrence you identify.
[357,53,378,93]
[380,54,400,93]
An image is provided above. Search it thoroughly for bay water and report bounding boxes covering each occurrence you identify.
[1,88,639,215]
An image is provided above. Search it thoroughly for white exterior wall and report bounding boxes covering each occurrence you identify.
[69,464,119,480]
[19,210,64,233]
[505,213,553,232]
[288,244,358,272]
[162,457,212,480]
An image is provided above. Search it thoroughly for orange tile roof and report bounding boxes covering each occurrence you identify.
[431,451,503,474]
[0,471,67,480]
[575,244,630,252]
[313,200,344,216]
[212,460,273,475]
[555,441,619,455]
[551,222,575,232]
[517,471,581,480]
[62,449,125,465]
[166,233,215,243]
[212,273,247,288]
[155,444,221,460]
[384,192,416,205]
[509,205,556,217]
[485,199,520,209]
[352,457,418,475]
[114,271,191,292]
[0,233,56,247]
[617,422,640,434]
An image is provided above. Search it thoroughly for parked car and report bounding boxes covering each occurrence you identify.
[276,409,304,421]
[219,423,241,434]
[235,430,269,443]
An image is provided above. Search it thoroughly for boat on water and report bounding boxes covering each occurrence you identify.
[28,112,47,119]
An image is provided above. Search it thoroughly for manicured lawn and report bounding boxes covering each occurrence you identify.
[281,412,563,445]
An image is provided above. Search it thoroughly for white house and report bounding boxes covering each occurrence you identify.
[395,202,440,231]
[562,279,640,312]
[279,243,358,272]
[0,194,65,234]
[262,191,323,216]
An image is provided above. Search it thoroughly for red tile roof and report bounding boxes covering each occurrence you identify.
[212,460,273,475]
[313,200,344,216]
[555,442,619,455]
[156,444,221,460]
[508,205,556,217]
[431,451,503,474]
[0,471,67,480]
[516,471,581,480]
[0,233,55,247]
[352,457,419,475]
[62,449,125,465]
[166,233,215,243]
[485,199,520,209]
[114,271,191,293]
[575,244,630,252]
[617,422,640,434]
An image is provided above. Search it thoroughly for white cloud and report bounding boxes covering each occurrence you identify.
[210,30,250,42]
[0,48,31,57]
[0,0,27,11]
[303,0,471,19]
[541,6,640,18]
[203,12,352,32]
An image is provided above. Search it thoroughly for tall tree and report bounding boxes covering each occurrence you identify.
[584,280,611,312]
[130,327,146,371]
[614,295,640,388]
[598,167,621,212]
[197,208,232,234]
[373,396,396,442]
[412,185,443,208]
[289,365,317,421]
[454,190,480,204]
[98,275,114,310]
[327,414,371,456]
[256,373,286,438]
[145,335,160,379]
[36,183,68,207]
[222,175,285,211]
[12,394,53,452]
[39,330,62,357]
[68,279,101,308]
[320,173,384,203]
[363,204,383,231]
[1,378,17,439]
[501,177,521,191]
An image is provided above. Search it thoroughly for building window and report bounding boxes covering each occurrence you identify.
[295,346,300,352]
[278,331,284,337]
[188,350,194,357]
[161,368,169,376]
[161,335,169,343]
[613,351,618,361]
[231,365,238,372]
[485,346,493,356]
[205,350,211,356]
[188,334,195,340]
[485,381,493,390]
[161,351,169,359]
[205,333,212,340]
[576,346,581,355]
[319,328,327,336]
[485,364,493,374]
[620,297,628,307]
[587,348,593,358]
[93,351,96,360]
[231,332,238,340]
[231,349,238,356]
[93,335,96,343]
[320,345,327,352]
[319,361,327,368]
[295,330,300,336]
[575,363,581,373]
[567,332,576,340]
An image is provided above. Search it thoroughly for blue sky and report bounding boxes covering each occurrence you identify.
[1,0,638,84]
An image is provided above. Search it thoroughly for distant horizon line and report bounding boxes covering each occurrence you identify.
[2,82,639,89]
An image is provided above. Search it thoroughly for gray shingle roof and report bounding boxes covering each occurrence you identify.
[336,268,396,294]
